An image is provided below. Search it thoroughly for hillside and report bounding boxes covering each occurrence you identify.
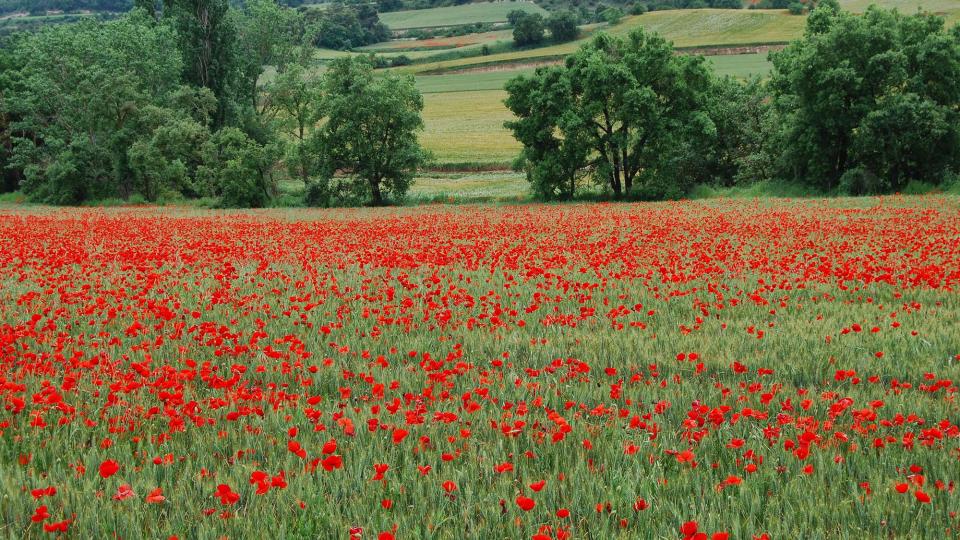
[379,1,546,30]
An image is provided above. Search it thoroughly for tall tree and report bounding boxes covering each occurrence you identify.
[504,67,589,200]
[6,13,183,203]
[165,0,236,127]
[316,57,427,206]
[546,10,579,43]
[512,12,545,47]
[267,64,322,186]
[505,29,714,199]
[233,0,305,112]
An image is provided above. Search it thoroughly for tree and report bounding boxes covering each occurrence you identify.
[706,76,777,187]
[134,0,157,18]
[233,0,305,112]
[0,41,22,194]
[316,57,427,206]
[164,0,237,128]
[770,3,960,192]
[127,88,217,201]
[506,9,526,26]
[505,67,590,200]
[512,12,545,47]
[546,10,578,43]
[306,2,389,50]
[266,63,322,186]
[505,29,714,199]
[599,7,623,25]
[200,127,279,207]
[6,13,183,203]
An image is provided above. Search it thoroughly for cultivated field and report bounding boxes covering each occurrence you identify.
[1,197,958,538]
[379,1,546,30]
[403,10,806,74]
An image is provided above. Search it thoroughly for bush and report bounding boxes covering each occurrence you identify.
[546,10,578,43]
[512,12,545,47]
[201,128,277,208]
[390,55,412,67]
[599,7,623,25]
[838,167,882,196]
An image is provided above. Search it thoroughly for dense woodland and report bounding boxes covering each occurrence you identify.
[0,0,958,207]
[0,1,426,206]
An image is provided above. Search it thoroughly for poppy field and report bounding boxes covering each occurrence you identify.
[1,197,959,539]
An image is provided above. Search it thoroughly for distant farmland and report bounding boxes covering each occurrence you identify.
[379,1,546,30]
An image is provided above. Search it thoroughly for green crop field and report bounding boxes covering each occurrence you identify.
[709,52,774,78]
[408,171,528,201]
[379,1,546,30]
[421,89,520,165]
[359,29,515,53]
[405,10,806,74]
[840,0,960,16]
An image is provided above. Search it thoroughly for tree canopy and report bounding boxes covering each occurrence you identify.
[505,29,715,199]
[312,57,428,206]
[770,2,960,193]
[0,2,426,207]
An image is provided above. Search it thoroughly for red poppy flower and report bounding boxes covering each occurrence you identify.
[98,459,120,479]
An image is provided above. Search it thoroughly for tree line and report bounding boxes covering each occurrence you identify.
[1,0,958,207]
[0,0,426,207]
[505,0,960,200]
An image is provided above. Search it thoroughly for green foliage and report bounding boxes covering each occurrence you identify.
[0,43,21,193]
[233,0,306,111]
[164,0,236,128]
[314,57,428,206]
[201,127,279,208]
[770,3,960,193]
[505,29,715,200]
[546,10,579,43]
[599,6,623,24]
[305,2,389,51]
[6,12,183,204]
[266,64,322,186]
[128,97,215,201]
[511,11,544,47]
[694,76,777,188]
[504,68,589,200]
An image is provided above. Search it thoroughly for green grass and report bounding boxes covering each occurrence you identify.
[421,89,520,165]
[379,1,546,30]
[708,52,773,78]
[407,171,528,202]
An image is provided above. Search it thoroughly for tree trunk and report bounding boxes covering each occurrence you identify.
[369,178,384,206]
[622,148,632,194]
[610,170,621,198]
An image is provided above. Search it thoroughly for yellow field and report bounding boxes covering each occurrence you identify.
[421,90,520,165]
